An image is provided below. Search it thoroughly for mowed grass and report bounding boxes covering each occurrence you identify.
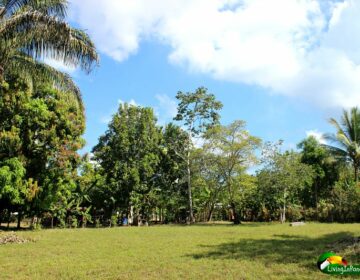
[0,223,359,280]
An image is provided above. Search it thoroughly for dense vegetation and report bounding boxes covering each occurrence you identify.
[2,83,360,228]
[0,1,359,229]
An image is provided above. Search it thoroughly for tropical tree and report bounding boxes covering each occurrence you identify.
[92,103,162,224]
[0,0,98,102]
[155,123,188,223]
[174,87,223,223]
[0,79,86,228]
[258,143,314,223]
[325,107,360,183]
[191,148,225,222]
[298,136,339,219]
[203,120,261,224]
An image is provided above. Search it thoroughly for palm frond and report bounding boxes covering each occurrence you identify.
[321,144,348,160]
[7,53,83,108]
[1,10,98,72]
[1,0,67,18]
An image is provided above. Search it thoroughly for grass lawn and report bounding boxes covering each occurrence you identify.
[0,223,359,279]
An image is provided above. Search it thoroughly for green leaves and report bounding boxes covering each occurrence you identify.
[325,107,360,182]
[0,79,85,224]
[0,157,26,204]
[0,0,98,102]
[174,87,223,138]
[93,103,163,217]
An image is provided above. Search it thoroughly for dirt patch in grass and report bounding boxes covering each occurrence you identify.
[0,232,34,245]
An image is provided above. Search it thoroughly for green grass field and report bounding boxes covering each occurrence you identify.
[0,223,359,279]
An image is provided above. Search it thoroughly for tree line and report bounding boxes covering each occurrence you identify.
[2,83,360,228]
[1,0,360,229]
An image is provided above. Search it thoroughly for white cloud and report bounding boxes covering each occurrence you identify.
[70,0,360,108]
[306,129,327,144]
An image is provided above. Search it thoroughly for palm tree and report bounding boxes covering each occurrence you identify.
[325,107,360,183]
[0,0,98,103]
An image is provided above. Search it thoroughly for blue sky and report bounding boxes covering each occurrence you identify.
[74,41,335,154]
[63,0,360,154]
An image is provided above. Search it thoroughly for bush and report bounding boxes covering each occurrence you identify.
[287,205,303,222]
[71,216,78,228]
[303,207,316,221]
[111,215,118,227]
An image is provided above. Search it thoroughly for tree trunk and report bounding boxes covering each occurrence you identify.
[186,134,195,223]
[315,180,319,221]
[281,203,286,223]
[17,210,21,229]
[7,211,10,228]
[280,189,286,223]
[51,216,54,229]
[354,162,358,184]
[230,202,241,224]
[207,205,214,222]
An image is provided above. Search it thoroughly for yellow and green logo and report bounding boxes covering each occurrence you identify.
[317,252,360,275]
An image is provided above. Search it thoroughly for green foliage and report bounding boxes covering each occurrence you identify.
[174,87,223,222]
[71,216,78,228]
[325,107,360,182]
[258,142,315,223]
[0,157,26,204]
[174,87,223,137]
[327,168,360,222]
[0,0,98,101]
[156,123,190,222]
[297,136,339,214]
[203,120,261,224]
[0,78,86,227]
[93,103,162,221]
[110,215,117,227]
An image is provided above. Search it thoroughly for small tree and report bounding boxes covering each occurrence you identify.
[204,120,261,224]
[259,142,314,223]
[0,158,27,228]
[174,87,222,223]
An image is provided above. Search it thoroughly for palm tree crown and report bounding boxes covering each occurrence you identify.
[325,107,360,182]
[0,0,99,103]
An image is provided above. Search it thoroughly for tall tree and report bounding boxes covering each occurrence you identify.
[92,104,162,224]
[0,0,98,102]
[298,136,339,219]
[204,120,261,224]
[0,78,85,227]
[174,87,222,223]
[325,107,360,183]
[155,123,188,223]
[258,143,314,223]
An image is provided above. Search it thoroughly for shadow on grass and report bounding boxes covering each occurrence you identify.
[188,232,355,270]
[193,222,274,227]
[0,225,31,231]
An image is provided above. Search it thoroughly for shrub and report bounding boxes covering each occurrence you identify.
[111,215,118,227]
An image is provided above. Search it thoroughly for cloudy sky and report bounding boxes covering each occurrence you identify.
[65,0,359,152]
